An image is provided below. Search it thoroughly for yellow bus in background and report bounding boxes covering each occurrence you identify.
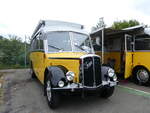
[91,25,150,85]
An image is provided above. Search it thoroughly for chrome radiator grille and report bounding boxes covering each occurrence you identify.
[82,56,102,87]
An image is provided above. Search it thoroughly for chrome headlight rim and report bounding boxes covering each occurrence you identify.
[108,68,115,77]
[66,71,75,81]
[58,80,65,87]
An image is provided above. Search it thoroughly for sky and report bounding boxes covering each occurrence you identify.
[0,0,150,41]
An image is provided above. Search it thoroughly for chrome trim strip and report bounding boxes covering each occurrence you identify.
[80,54,100,59]
[51,83,102,90]
[83,84,102,88]
[102,81,117,87]
[48,57,80,60]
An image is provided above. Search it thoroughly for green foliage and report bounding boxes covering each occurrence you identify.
[111,20,140,30]
[0,35,30,69]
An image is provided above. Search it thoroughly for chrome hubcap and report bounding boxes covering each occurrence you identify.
[46,80,51,101]
[137,69,149,83]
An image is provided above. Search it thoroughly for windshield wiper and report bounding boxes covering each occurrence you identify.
[74,43,92,53]
[74,44,86,52]
[48,45,63,51]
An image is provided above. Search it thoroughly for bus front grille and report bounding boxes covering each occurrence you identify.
[82,56,102,87]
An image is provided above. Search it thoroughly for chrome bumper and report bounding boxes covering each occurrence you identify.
[102,81,118,87]
[52,81,117,92]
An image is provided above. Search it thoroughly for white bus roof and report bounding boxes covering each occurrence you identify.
[32,20,88,37]
[90,25,150,36]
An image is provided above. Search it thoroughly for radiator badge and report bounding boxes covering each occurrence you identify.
[85,61,92,69]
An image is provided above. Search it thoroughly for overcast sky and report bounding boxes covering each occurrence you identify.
[0,0,150,40]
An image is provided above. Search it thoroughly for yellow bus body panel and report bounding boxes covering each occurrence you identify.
[124,52,133,79]
[125,52,150,79]
[105,52,121,73]
[96,51,150,79]
[133,51,150,71]
[95,51,121,73]
[30,52,86,84]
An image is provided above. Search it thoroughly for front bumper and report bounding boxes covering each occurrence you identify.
[102,81,118,87]
[52,80,117,92]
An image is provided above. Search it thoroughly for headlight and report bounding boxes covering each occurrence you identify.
[66,71,75,81]
[58,80,64,87]
[113,74,117,81]
[108,68,115,77]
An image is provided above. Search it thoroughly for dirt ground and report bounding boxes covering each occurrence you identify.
[0,69,150,113]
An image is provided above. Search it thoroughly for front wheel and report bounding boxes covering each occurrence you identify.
[133,68,150,85]
[100,86,115,98]
[45,76,60,109]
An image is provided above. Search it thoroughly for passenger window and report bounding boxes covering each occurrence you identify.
[36,37,40,49]
[106,37,121,52]
[39,39,44,50]
[30,39,34,51]
[126,37,133,51]
[33,38,38,50]
[135,35,150,50]
[31,33,44,51]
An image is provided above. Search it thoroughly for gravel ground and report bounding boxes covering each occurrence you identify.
[0,69,150,113]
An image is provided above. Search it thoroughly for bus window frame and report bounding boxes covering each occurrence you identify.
[125,34,134,52]
[134,34,150,51]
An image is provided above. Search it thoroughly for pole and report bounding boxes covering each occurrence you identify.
[101,28,104,64]
[24,36,26,68]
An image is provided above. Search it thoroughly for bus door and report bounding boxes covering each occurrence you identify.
[124,34,134,79]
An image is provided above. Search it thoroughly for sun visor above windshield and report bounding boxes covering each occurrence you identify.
[44,20,84,29]
[32,20,85,38]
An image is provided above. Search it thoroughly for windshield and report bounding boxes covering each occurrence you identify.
[47,31,93,53]
[47,32,72,52]
[72,32,93,53]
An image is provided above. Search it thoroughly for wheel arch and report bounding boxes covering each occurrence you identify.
[44,68,49,85]
[132,65,150,75]
[44,66,67,87]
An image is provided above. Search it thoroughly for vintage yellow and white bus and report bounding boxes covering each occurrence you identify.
[30,20,117,108]
[91,25,150,85]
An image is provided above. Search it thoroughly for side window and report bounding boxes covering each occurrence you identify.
[30,39,34,51]
[39,37,44,50]
[126,37,133,51]
[135,36,150,50]
[92,37,102,51]
[32,38,38,50]
[106,37,121,52]
[31,33,43,51]
[36,37,40,49]
[125,34,133,51]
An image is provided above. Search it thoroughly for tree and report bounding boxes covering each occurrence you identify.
[0,35,3,40]
[0,34,30,68]
[111,20,140,30]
